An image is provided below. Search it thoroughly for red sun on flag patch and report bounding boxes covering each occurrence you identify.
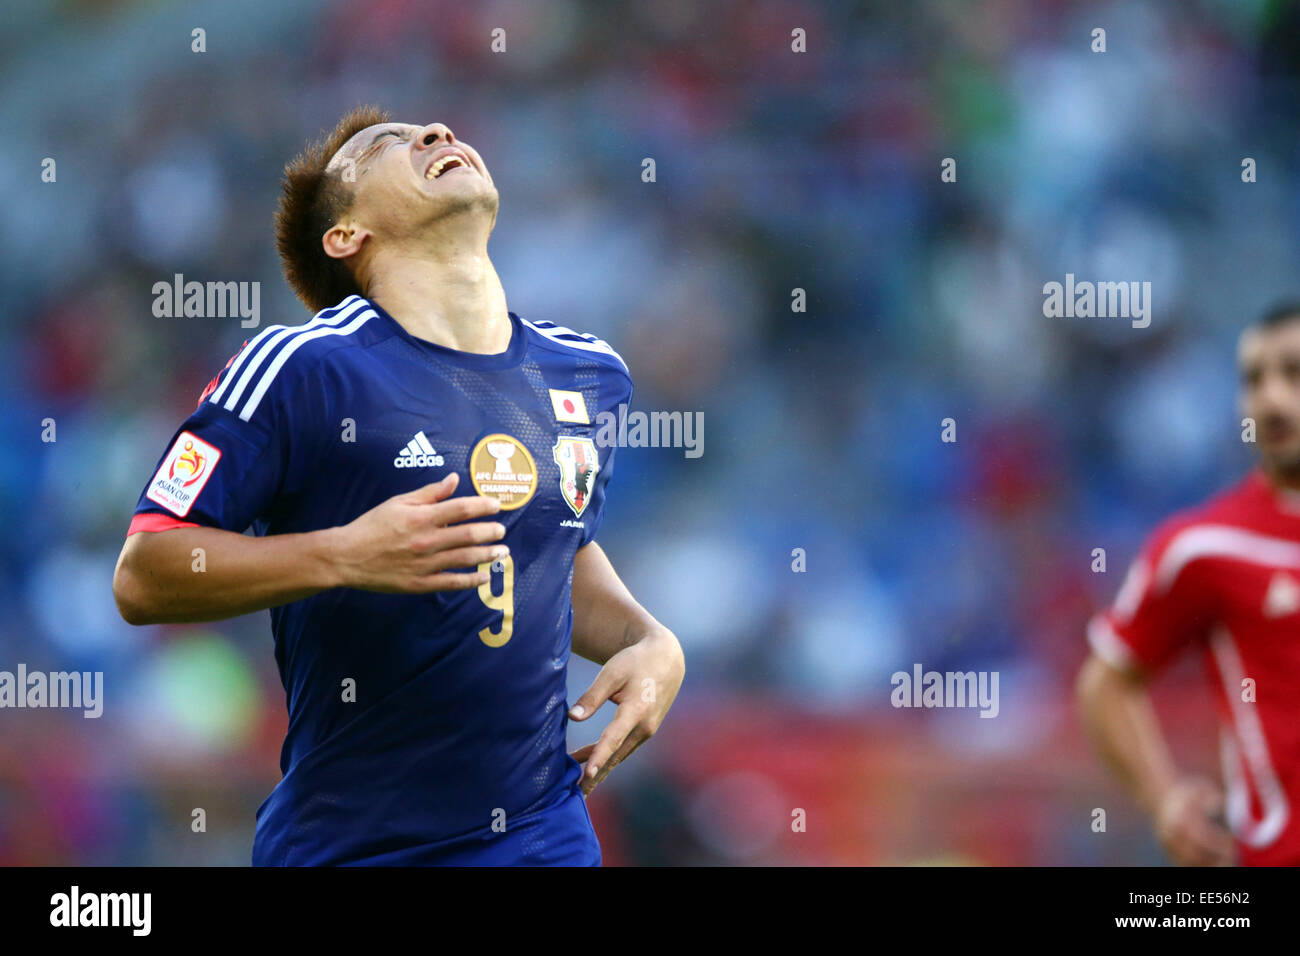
[548,388,590,424]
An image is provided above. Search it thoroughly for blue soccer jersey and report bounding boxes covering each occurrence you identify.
[128,295,633,865]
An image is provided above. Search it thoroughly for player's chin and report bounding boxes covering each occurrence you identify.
[1260,443,1300,476]
[423,174,496,205]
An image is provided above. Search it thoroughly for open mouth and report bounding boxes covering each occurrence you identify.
[426,153,470,180]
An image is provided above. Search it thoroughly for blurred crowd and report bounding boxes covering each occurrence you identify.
[2,0,1298,864]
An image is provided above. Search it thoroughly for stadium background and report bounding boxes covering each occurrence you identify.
[2,0,1297,865]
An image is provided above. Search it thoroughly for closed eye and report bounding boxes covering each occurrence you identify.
[358,130,407,169]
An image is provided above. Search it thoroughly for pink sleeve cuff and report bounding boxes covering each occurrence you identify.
[127,513,201,535]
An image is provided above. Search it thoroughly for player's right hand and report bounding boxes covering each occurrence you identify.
[328,472,508,593]
[1154,777,1235,866]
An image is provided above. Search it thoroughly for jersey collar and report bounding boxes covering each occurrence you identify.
[366,297,527,370]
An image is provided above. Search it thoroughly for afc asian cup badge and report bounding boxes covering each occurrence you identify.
[469,433,538,510]
[146,430,221,517]
[553,436,600,517]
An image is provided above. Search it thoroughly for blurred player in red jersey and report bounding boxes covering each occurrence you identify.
[1079,303,1300,866]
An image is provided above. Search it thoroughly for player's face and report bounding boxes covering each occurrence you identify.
[1240,319,1300,475]
[327,121,498,239]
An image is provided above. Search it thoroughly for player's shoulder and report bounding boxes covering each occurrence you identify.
[518,313,631,382]
[199,295,383,423]
[1139,473,1279,590]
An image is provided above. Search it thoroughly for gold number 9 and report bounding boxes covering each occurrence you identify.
[477,554,515,647]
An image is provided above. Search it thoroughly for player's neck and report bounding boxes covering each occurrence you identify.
[1263,462,1300,494]
[363,240,511,354]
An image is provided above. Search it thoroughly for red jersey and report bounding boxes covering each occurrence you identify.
[1089,470,1300,865]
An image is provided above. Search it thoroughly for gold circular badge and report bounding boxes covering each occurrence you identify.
[469,433,538,510]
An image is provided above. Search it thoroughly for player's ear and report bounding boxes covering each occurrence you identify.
[322,222,370,260]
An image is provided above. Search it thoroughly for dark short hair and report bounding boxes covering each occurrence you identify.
[274,105,392,313]
[1255,301,1300,330]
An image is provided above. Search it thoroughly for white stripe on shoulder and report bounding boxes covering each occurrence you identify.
[219,297,368,414]
[208,295,362,408]
[522,318,627,370]
[1154,524,1300,593]
[237,305,376,421]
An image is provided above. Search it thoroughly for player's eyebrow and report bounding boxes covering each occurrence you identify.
[352,127,410,170]
[350,128,398,160]
[367,128,400,147]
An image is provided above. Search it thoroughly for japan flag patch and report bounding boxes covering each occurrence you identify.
[146,431,221,517]
[549,389,590,424]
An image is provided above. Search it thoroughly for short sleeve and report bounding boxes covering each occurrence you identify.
[129,339,316,535]
[580,369,634,548]
[1087,521,1217,674]
[579,444,615,548]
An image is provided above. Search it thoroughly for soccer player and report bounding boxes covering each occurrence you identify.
[112,106,685,866]
[1078,303,1300,866]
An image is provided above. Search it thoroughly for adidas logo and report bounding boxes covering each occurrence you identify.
[394,431,445,468]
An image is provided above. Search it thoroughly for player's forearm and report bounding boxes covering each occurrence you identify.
[1076,653,1180,816]
[570,541,671,665]
[113,525,343,625]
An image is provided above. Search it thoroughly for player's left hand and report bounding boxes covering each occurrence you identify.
[567,628,684,796]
